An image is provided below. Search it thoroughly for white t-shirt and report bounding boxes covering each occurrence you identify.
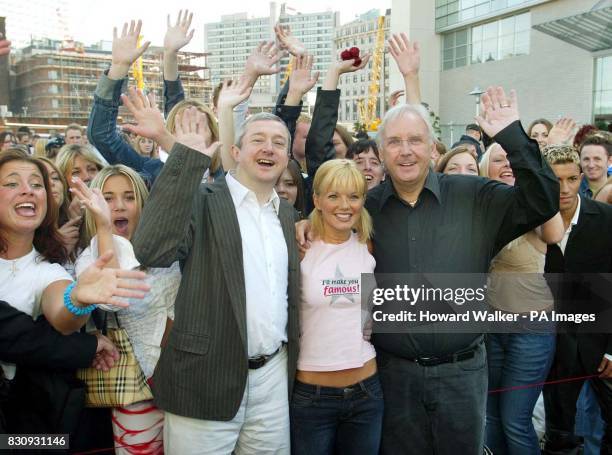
[0,248,72,379]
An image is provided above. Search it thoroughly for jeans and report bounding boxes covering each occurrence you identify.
[486,332,556,455]
[290,373,384,455]
[575,382,605,455]
[377,340,487,454]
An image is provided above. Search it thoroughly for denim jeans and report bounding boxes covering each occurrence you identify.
[289,373,384,455]
[486,332,556,455]
[575,382,605,455]
[377,340,487,454]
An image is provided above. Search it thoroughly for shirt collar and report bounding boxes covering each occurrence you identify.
[378,170,441,210]
[225,170,280,214]
[569,194,581,227]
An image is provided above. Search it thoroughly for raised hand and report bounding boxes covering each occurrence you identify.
[547,117,576,146]
[164,10,194,53]
[120,87,170,146]
[174,107,220,157]
[245,41,284,84]
[475,87,520,138]
[0,33,11,57]
[58,216,82,256]
[289,54,320,96]
[217,78,253,110]
[389,89,405,107]
[70,177,112,231]
[335,52,371,74]
[274,24,307,56]
[388,33,420,77]
[110,20,151,79]
[92,333,120,371]
[73,251,150,309]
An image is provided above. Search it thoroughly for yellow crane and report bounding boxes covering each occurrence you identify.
[357,15,385,132]
[132,35,145,90]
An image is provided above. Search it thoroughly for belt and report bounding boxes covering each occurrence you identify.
[407,344,479,367]
[248,345,282,370]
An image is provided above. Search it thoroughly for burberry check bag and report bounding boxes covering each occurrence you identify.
[77,315,152,407]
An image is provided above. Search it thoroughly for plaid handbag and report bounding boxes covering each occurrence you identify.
[77,313,152,407]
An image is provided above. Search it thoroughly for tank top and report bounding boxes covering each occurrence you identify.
[298,233,377,371]
[487,231,554,313]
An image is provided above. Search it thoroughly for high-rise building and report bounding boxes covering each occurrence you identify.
[390,0,612,145]
[204,2,339,112]
[205,4,278,111]
[334,9,391,125]
[12,38,212,120]
[278,5,339,96]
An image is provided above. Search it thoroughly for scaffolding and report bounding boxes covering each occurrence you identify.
[13,42,213,120]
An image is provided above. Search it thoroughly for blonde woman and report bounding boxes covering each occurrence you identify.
[480,142,564,455]
[73,165,180,455]
[33,138,48,158]
[292,159,383,455]
[55,144,105,187]
[133,136,158,159]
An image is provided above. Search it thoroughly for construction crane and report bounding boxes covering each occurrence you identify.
[281,55,294,86]
[357,15,385,132]
[55,8,83,53]
[132,35,145,90]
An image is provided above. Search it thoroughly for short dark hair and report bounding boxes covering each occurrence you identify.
[579,132,612,158]
[346,139,380,160]
[466,123,480,133]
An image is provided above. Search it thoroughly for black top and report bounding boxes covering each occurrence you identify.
[367,120,560,358]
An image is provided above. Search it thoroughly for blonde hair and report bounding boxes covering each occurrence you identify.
[542,144,581,168]
[166,99,221,173]
[84,165,149,244]
[55,144,105,183]
[478,142,503,178]
[310,159,373,243]
[135,135,159,159]
[34,139,48,158]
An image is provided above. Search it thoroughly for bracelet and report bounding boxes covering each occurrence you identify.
[63,282,96,316]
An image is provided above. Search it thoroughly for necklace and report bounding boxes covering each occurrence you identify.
[407,199,418,207]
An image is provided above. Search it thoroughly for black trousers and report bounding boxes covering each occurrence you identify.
[543,352,612,455]
[377,342,487,455]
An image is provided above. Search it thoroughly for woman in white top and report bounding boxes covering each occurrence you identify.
[291,159,383,455]
[72,164,180,455]
[0,150,150,380]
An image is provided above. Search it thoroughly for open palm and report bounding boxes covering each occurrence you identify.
[476,87,520,138]
[164,10,194,53]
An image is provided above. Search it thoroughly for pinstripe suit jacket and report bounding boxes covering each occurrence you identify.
[132,143,300,421]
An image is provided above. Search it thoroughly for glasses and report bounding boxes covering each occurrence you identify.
[384,136,427,151]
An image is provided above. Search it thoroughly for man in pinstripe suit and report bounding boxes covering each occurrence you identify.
[131,106,300,454]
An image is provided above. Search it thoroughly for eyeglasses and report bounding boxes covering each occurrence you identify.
[384,136,427,151]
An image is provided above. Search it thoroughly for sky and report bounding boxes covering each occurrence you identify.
[66,0,392,50]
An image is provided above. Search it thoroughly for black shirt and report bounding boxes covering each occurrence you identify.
[366,121,560,357]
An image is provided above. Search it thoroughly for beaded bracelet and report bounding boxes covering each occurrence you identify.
[63,281,96,316]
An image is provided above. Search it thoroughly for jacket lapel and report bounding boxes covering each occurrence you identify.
[278,203,298,279]
[207,178,247,349]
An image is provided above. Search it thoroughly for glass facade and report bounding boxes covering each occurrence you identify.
[594,55,612,118]
[435,0,539,30]
[442,12,530,70]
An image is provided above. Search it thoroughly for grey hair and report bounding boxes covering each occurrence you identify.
[234,112,292,154]
[376,104,436,148]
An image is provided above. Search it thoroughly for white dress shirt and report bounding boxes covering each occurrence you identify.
[559,195,581,254]
[225,172,289,358]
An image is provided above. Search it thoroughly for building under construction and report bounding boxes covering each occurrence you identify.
[10,38,212,125]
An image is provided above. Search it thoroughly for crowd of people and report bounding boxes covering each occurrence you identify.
[0,11,611,455]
